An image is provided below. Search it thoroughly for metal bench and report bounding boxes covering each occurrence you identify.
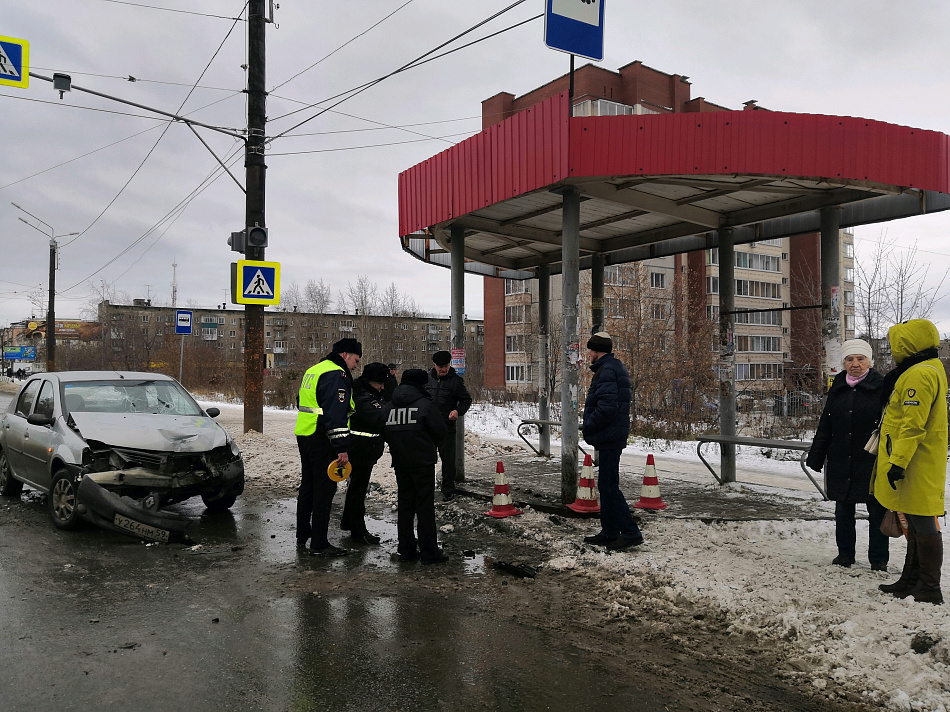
[517,419,589,458]
[696,434,826,500]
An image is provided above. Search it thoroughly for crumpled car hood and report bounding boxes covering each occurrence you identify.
[71,413,228,452]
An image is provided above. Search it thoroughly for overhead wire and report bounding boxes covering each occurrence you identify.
[67,4,248,248]
[268,132,478,156]
[267,0,534,140]
[269,0,416,94]
[95,0,245,21]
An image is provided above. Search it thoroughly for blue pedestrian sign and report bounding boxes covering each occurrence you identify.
[232,259,281,305]
[175,310,193,335]
[544,0,605,62]
[0,35,29,88]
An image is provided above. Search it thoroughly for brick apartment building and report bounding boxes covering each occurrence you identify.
[481,60,854,399]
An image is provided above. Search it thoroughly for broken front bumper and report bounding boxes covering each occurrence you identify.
[76,475,193,543]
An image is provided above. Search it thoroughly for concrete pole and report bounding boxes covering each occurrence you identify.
[591,254,605,333]
[46,239,56,373]
[560,187,581,503]
[243,0,267,434]
[538,264,551,456]
[718,228,737,485]
[450,225,466,480]
[820,207,842,389]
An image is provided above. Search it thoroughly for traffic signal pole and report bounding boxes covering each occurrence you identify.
[244,0,267,433]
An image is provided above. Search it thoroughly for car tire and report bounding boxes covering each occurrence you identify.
[48,469,82,530]
[0,450,24,497]
[201,488,239,512]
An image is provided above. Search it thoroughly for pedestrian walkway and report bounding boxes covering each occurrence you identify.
[455,446,836,523]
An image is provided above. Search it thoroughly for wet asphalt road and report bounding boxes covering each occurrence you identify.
[0,491,674,712]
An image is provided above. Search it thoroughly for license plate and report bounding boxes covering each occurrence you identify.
[113,513,170,542]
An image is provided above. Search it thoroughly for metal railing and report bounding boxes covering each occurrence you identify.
[517,419,588,458]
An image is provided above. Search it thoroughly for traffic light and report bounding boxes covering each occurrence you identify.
[247,225,268,249]
[228,229,246,253]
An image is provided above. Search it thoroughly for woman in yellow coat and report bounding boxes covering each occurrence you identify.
[873,319,947,605]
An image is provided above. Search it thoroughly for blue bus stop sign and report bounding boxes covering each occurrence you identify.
[544,0,605,62]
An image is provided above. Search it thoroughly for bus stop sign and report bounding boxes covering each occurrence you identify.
[544,0,605,62]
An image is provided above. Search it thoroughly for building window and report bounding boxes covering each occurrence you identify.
[735,252,781,272]
[734,279,781,299]
[229,330,236,337]
[505,305,526,323]
[844,267,855,283]
[705,249,719,265]
[844,290,854,306]
[706,305,720,320]
[843,242,854,258]
[845,315,855,330]
[505,335,526,353]
[705,276,719,294]
[733,308,782,326]
[201,328,218,341]
[736,335,782,352]
[650,304,665,320]
[505,279,529,295]
[735,362,783,381]
[650,272,666,289]
[141,315,150,323]
[506,365,529,382]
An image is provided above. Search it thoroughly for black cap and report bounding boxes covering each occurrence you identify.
[362,362,389,383]
[387,363,397,369]
[586,331,612,353]
[432,350,451,366]
[332,338,362,357]
[401,369,429,388]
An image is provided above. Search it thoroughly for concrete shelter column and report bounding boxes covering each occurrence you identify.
[450,225,466,480]
[820,207,842,387]
[591,254,605,333]
[718,228,737,485]
[538,265,551,456]
[560,187,581,503]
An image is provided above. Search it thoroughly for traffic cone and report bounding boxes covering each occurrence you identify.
[567,453,600,514]
[484,461,522,519]
[633,454,668,510]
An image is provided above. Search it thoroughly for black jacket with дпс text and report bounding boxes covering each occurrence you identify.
[383,383,447,470]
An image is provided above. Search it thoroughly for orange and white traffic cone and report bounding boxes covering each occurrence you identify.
[485,461,522,519]
[567,453,600,514]
[633,454,667,510]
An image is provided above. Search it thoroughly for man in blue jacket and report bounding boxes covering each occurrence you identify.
[581,332,644,551]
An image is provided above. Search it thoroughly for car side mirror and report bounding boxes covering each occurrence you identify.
[27,413,56,427]
[205,407,220,418]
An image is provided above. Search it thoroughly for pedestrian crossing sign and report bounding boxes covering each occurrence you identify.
[232,259,280,305]
[0,35,29,89]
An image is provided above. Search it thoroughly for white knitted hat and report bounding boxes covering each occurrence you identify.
[841,339,873,365]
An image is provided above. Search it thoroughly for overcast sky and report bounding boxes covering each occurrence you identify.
[3,0,950,334]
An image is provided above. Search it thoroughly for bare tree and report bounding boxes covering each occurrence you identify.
[282,281,303,312]
[338,275,379,316]
[303,279,332,313]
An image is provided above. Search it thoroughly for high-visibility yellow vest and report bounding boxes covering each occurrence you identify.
[294,359,354,437]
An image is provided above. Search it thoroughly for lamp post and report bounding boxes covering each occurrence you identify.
[12,203,79,373]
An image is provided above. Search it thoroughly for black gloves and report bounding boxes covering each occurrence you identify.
[887,465,905,490]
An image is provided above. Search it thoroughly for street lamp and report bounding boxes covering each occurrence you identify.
[12,203,79,373]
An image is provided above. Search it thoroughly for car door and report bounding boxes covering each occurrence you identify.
[19,379,58,490]
[2,379,42,477]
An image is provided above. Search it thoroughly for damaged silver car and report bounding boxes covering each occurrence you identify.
[0,371,244,541]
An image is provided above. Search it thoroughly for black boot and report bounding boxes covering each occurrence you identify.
[881,530,918,595]
[911,534,944,605]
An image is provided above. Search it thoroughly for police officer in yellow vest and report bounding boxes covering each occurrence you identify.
[294,338,361,556]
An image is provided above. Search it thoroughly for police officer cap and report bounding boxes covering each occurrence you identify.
[432,350,451,366]
[362,362,389,383]
[332,337,362,356]
[401,369,429,388]
[387,363,397,369]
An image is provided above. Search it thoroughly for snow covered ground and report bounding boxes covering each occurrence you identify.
[209,398,950,711]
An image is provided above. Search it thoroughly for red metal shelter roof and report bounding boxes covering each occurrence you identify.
[398,93,950,277]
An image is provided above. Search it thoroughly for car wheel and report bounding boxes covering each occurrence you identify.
[48,469,82,530]
[0,450,24,497]
[201,489,239,512]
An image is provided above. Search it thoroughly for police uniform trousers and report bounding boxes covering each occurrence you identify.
[340,458,376,535]
[597,448,642,539]
[395,465,438,559]
[296,433,338,549]
[437,427,458,493]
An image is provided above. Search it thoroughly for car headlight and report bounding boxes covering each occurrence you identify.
[228,438,241,458]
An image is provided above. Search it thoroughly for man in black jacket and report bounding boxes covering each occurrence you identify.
[383,363,398,401]
[384,369,448,564]
[581,332,644,552]
[428,350,472,501]
[340,362,389,545]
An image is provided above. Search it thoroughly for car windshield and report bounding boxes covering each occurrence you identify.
[62,379,204,416]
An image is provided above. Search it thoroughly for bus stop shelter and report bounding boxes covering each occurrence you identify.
[398,92,950,503]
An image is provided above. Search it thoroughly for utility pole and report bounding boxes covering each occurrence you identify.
[244,0,267,433]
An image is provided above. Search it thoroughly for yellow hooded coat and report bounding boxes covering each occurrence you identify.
[872,319,948,516]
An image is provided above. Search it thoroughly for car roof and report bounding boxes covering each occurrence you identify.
[38,371,177,383]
